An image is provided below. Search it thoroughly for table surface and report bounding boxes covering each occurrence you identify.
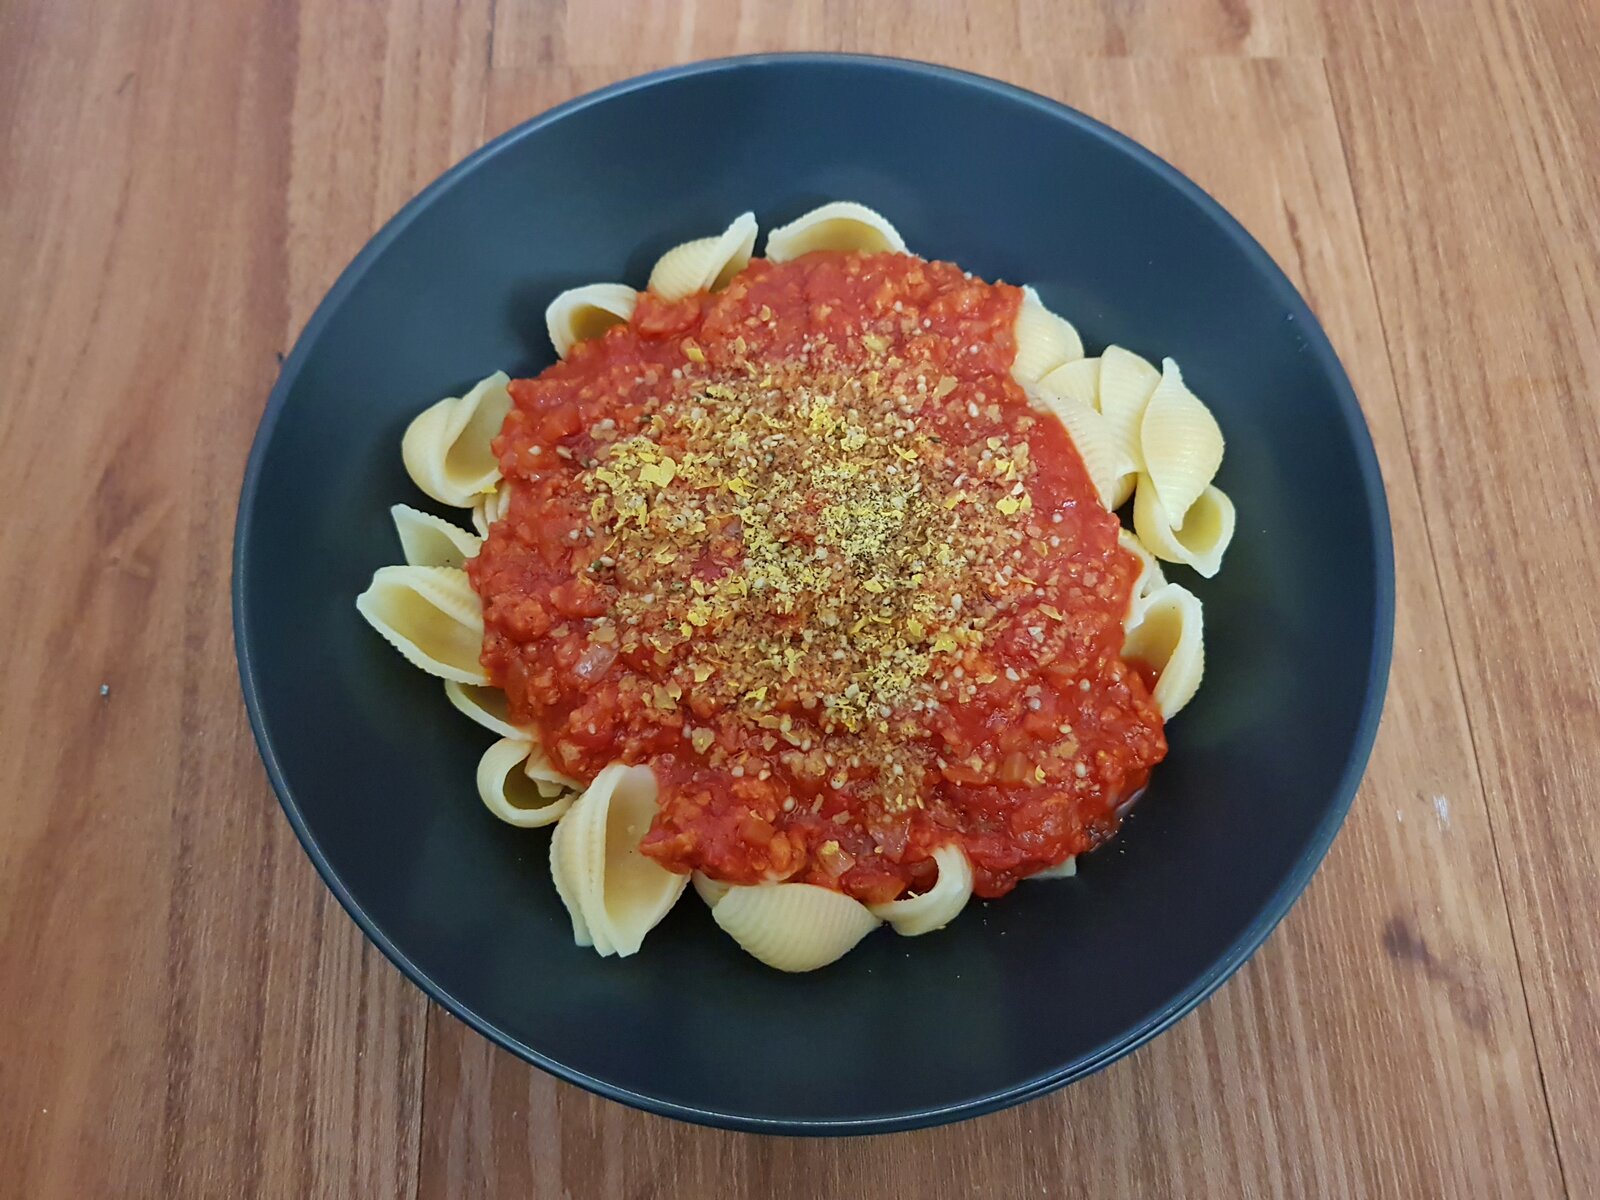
[3,1,1597,1196]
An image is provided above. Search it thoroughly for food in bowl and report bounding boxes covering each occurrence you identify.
[356,201,1234,971]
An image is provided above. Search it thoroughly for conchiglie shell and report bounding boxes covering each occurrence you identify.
[391,504,482,569]
[1123,581,1205,719]
[692,871,732,908]
[1029,856,1078,880]
[524,743,579,799]
[549,809,594,949]
[552,763,686,957]
[764,201,907,261]
[868,843,974,936]
[1038,356,1100,408]
[1140,357,1225,521]
[1118,527,1167,601]
[1035,386,1135,512]
[1011,286,1085,383]
[1097,345,1162,473]
[712,882,882,972]
[476,737,573,828]
[545,283,637,358]
[1132,478,1236,578]
[443,679,526,739]
[470,481,515,538]
[355,565,487,683]
[647,212,758,300]
[401,371,513,506]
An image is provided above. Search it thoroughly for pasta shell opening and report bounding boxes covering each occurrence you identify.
[355,565,487,683]
[868,843,974,936]
[1123,581,1205,719]
[712,882,882,972]
[764,201,908,261]
[476,737,573,828]
[549,764,686,958]
[1133,479,1235,578]
[1139,358,1225,521]
[1011,285,1085,383]
[400,372,513,506]
[391,504,482,569]
[546,283,637,359]
[647,213,758,300]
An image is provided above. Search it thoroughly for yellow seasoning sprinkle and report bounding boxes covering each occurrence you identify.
[996,496,1022,515]
[682,339,706,364]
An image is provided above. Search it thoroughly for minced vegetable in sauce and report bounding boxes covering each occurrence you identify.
[468,251,1166,903]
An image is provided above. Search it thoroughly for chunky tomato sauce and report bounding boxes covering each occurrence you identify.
[469,252,1165,902]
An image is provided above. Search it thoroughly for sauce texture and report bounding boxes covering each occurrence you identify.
[469,252,1165,902]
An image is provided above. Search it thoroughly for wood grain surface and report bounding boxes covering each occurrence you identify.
[1,2,1595,1196]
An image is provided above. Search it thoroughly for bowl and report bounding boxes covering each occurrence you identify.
[233,54,1393,1133]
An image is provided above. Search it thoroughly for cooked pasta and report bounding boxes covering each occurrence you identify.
[547,764,688,957]
[765,200,907,261]
[647,212,758,300]
[868,842,975,936]
[709,882,883,972]
[1122,582,1206,718]
[545,283,637,359]
[470,480,514,538]
[356,565,487,683]
[400,371,512,507]
[391,504,482,569]
[1011,285,1085,383]
[1140,358,1225,522]
[476,737,573,827]
[358,200,1237,973]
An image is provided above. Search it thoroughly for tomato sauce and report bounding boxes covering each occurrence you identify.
[468,252,1165,902]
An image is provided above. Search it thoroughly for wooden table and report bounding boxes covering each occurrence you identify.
[3,1,1596,1195]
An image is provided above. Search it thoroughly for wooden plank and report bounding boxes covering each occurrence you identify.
[412,51,1563,1198]
[1311,0,1600,1191]
[0,0,484,1195]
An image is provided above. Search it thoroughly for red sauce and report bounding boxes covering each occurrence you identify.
[469,252,1165,902]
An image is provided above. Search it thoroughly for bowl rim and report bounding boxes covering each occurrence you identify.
[232,51,1396,1135]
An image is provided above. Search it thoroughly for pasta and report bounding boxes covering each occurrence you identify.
[1032,382,1134,512]
[470,480,514,538]
[545,283,637,359]
[867,843,975,936]
[355,565,487,683]
[391,504,482,569]
[1122,582,1206,718]
[646,212,758,300]
[765,200,907,261]
[547,763,688,957]
[1140,358,1225,522]
[358,200,1238,973]
[709,882,882,972]
[443,678,526,739]
[476,737,573,827]
[1011,285,1085,382]
[400,371,512,507]
[1133,479,1236,579]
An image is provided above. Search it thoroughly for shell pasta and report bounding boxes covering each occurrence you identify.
[356,201,1237,972]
